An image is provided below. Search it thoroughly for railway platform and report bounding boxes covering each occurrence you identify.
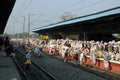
[0,49,21,80]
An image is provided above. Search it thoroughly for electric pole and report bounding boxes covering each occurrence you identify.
[23,16,25,43]
[28,13,30,43]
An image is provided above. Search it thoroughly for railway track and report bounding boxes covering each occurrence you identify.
[11,57,28,80]
[13,50,57,80]
[14,47,120,80]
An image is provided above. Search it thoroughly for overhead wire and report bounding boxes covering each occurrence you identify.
[30,14,43,25]
[32,0,119,29]
[32,0,88,25]
[9,0,32,28]
[17,0,33,16]
[16,0,84,29]
[29,0,83,27]
[63,0,105,14]
[9,0,120,33]
[9,0,25,28]
[14,0,25,16]
[30,0,85,27]
[39,0,106,23]
[5,17,16,34]
[47,0,103,16]
[8,0,33,34]
[53,0,83,13]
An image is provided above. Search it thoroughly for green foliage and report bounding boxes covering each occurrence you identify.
[117,34,120,38]
[66,35,79,40]
[60,12,77,21]
[4,32,39,38]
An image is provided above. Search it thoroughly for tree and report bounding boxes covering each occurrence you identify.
[116,34,120,38]
[60,12,77,21]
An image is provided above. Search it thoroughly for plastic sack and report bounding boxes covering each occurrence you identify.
[25,59,31,65]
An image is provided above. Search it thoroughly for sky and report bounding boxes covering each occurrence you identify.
[4,0,120,34]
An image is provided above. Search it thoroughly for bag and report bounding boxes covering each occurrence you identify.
[25,59,31,65]
[10,52,16,58]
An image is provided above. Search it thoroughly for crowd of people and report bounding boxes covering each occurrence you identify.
[37,39,120,69]
[1,36,120,70]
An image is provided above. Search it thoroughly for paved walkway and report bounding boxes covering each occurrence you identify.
[0,47,21,80]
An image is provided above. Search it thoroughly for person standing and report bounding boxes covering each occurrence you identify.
[4,36,12,56]
[79,48,85,65]
[25,50,31,70]
[103,51,110,70]
[64,49,69,62]
[92,49,97,65]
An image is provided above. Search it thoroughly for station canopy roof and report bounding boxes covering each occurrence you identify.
[0,0,16,34]
[32,7,120,35]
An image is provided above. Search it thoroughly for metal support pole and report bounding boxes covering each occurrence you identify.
[23,16,25,43]
[28,13,30,43]
[84,32,86,41]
